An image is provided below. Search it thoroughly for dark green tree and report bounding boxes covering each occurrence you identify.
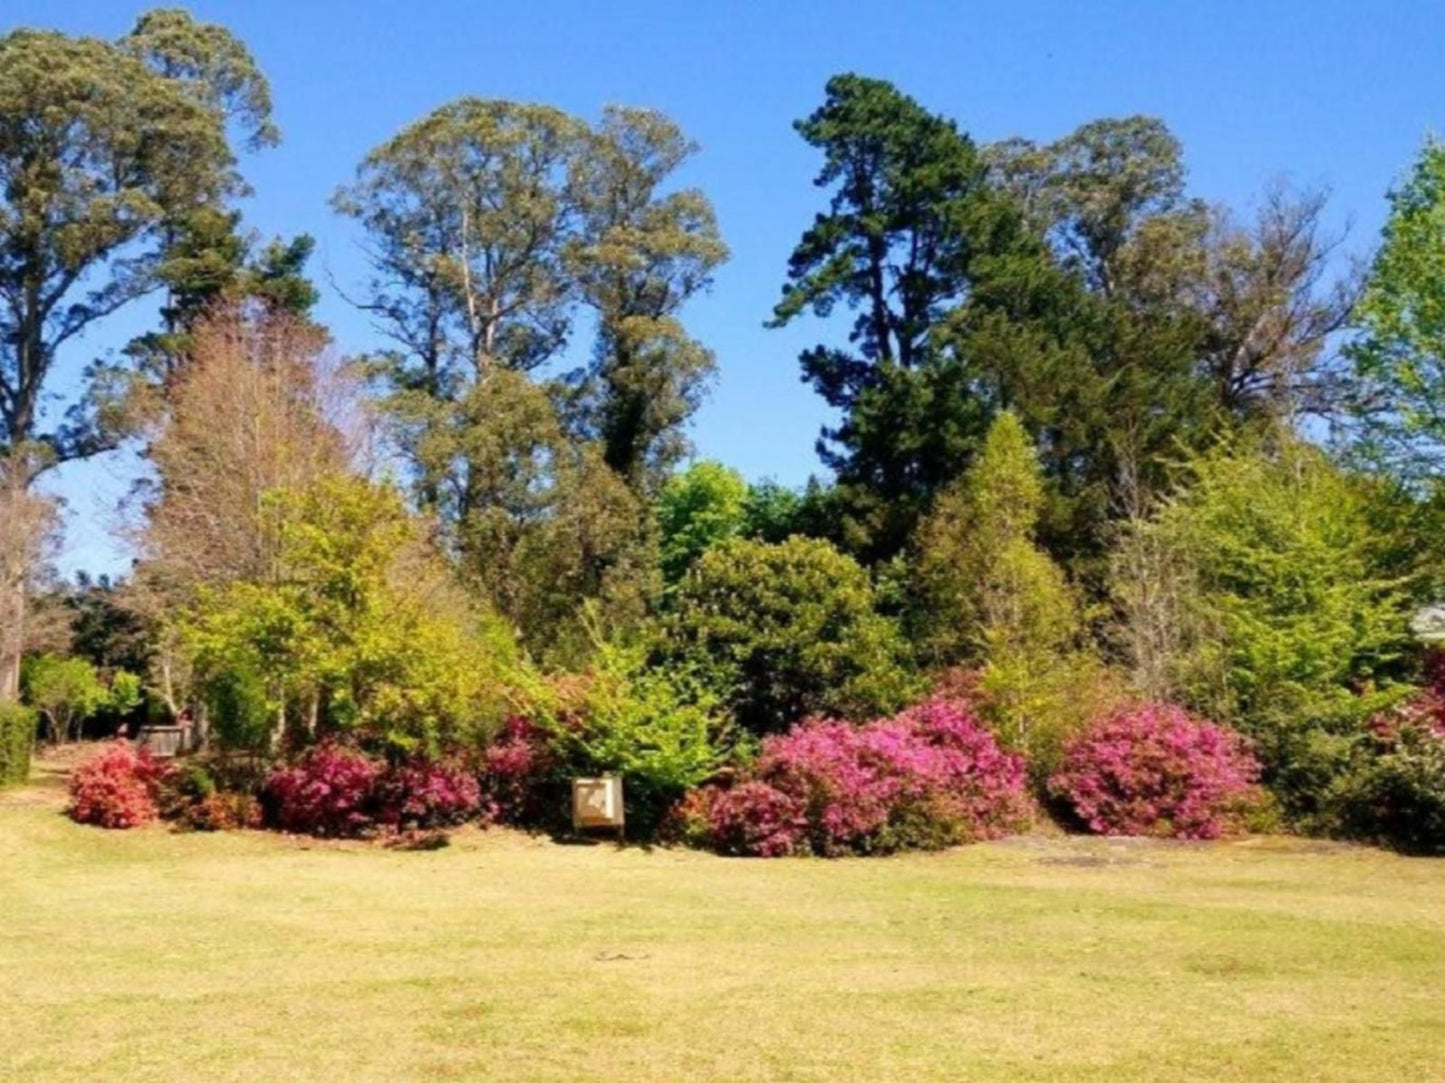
[568,107,728,493]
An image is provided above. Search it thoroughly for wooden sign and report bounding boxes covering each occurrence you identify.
[572,775,625,832]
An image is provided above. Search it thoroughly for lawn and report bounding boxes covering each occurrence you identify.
[2,761,1444,1082]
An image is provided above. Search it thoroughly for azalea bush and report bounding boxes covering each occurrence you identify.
[265,741,384,837]
[702,699,1030,857]
[374,759,485,829]
[1050,703,1263,839]
[68,742,173,829]
[481,715,563,827]
[1330,691,1445,852]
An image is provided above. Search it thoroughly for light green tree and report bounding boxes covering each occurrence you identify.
[23,655,108,743]
[1348,138,1445,480]
[913,411,1091,767]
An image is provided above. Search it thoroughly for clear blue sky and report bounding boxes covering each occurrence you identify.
[9,0,1444,578]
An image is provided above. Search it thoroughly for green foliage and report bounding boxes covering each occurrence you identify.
[23,654,108,742]
[768,73,1026,561]
[568,106,729,492]
[1150,435,1416,807]
[183,475,521,754]
[0,12,263,460]
[913,412,1091,769]
[539,617,732,832]
[0,702,35,787]
[1348,138,1445,480]
[656,461,750,583]
[668,536,920,733]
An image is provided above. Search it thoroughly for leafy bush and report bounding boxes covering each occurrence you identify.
[23,654,108,742]
[1050,704,1263,840]
[177,791,264,832]
[68,742,172,829]
[668,535,920,734]
[265,741,383,837]
[1330,694,1445,852]
[0,702,35,787]
[374,759,484,829]
[540,634,732,833]
[705,699,1030,857]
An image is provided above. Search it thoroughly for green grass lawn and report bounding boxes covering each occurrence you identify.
[3,760,1444,1082]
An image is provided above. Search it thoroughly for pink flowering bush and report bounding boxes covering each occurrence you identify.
[1050,703,1262,840]
[480,716,560,825]
[705,699,1030,857]
[69,741,172,829]
[265,741,384,837]
[375,759,485,829]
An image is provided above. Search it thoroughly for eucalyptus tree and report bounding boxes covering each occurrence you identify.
[0,10,274,699]
[567,107,728,493]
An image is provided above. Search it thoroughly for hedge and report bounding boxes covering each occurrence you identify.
[0,702,36,788]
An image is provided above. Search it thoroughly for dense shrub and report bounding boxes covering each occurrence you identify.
[1050,704,1263,839]
[265,741,383,837]
[481,715,559,825]
[0,703,35,787]
[178,791,264,831]
[374,759,484,829]
[68,742,172,829]
[1331,695,1445,852]
[705,699,1030,857]
[667,536,920,734]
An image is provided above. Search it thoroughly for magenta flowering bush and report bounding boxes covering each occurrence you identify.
[1049,703,1262,840]
[480,716,559,824]
[375,759,485,829]
[705,698,1030,857]
[265,741,384,837]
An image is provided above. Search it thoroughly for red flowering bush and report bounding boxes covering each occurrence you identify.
[480,716,559,824]
[1050,704,1262,840]
[707,781,808,856]
[265,741,383,837]
[69,741,172,829]
[706,699,1029,857]
[375,759,485,829]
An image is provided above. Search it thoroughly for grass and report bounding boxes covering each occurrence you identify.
[3,758,1445,1081]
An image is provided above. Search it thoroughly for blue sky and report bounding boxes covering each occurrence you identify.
[8,0,1444,577]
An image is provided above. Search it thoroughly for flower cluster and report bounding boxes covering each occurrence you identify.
[265,741,384,837]
[68,741,173,829]
[479,716,557,824]
[1049,703,1262,840]
[705,699,1029,857]
[374,759,485,829]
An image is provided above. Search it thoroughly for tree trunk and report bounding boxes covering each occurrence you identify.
[0,578,22,704]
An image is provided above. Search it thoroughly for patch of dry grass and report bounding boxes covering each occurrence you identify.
[2,768,1443,1081]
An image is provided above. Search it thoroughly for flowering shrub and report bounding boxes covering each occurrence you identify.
[265,741,383,837]
[1050,704,1262,840]
[707,781,807,856]
[179,791,264,832]
[480,716,558,825]
[375,759,484,829]
[1334,693,1445,852]
[704,699,1029,857]
[68,741,172,829]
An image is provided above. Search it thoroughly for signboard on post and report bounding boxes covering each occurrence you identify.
[572,775,625,838]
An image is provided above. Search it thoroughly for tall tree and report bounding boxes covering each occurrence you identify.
[567,107,728,492]
[1348,139,1445,481]
[768,73,1029,560]
[0,12,270,699]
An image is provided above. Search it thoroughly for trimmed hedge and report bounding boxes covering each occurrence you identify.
[0,702,36,787]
